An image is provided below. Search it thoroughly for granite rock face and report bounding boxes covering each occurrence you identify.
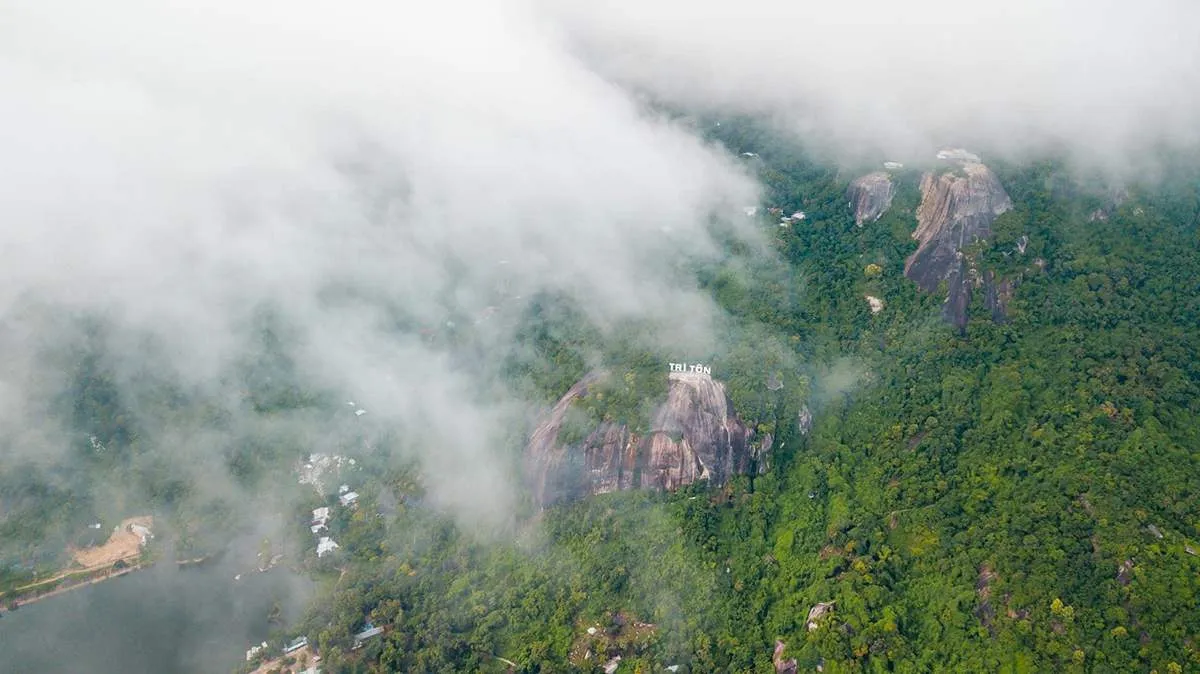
[527,371,759,506]
[847,171,895,226]
[906,150,1012,329]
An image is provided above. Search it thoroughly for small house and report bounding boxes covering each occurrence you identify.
[283,636,309,654]
[353,624,384,649]
[246,641,268,662]
[339,491,359,507]
[129,523,153,546]
[317,537,340,558]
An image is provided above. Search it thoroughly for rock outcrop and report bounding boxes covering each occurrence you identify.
[527,371,759,506]
[806,601,835,631]
[773,641,798,674]
[906,150,1012,329]
[847,171,894,226]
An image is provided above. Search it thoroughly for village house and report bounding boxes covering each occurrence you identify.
[317,537,340,558]
[129,522,153,546]
[246,641,268,662]
[283,636,309,654]
[352,623,384,650]
[311,507,330,534]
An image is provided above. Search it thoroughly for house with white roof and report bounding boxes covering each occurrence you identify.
[317,537,340,558]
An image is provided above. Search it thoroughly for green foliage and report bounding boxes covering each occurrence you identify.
[303,131,1200,673]
[6,116,1200,674]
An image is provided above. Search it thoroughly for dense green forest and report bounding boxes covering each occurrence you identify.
[4,117,1200,673]
[284,123,1200,673]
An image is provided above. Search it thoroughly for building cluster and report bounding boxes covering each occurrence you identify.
[779,210,806,228]
[244,635,321,673]
[311,506,339,558]
[310,484,362,558]
[743,205,806,228]
[298,453,356,494]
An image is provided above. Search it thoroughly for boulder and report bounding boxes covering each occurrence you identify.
[906,150,1012,329]
[847,171,894,226]
[527,371,759,506]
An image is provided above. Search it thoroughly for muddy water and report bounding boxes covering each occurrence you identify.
[0,556,312,674]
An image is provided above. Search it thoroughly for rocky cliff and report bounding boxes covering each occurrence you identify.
[847,171,894,226]
[527,371,759,506]
[905,150,1012,328]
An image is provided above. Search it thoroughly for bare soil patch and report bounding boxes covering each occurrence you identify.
[70,516,152,569]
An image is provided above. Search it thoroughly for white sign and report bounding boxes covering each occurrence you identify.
[669,362,712,376]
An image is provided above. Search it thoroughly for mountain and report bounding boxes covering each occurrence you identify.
[847,171,894,226]
[527,370,761,505]
[905,149,1013,328]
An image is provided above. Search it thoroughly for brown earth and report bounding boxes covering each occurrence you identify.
[248,645,317,674]
[70,516,152,569]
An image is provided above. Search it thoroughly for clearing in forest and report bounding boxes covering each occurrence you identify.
[70,516,152,569]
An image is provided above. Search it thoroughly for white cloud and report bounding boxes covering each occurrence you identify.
[0,0,758,525]
[542,0,1200,168]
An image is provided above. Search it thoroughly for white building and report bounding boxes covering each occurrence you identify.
[246,641,268,662]
[936,148,980,163]
[129,523,153,546]
[283,636,309,654]
[317,537,340,558]
[312,507,330,525]
[339,491,359,507]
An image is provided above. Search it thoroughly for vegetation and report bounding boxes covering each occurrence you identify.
[292,124,1200,672]
[4,116,1200,673]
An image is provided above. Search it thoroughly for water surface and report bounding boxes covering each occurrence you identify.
[0,557,311,674]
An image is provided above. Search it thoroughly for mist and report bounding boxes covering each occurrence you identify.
[4,1,1199,670]
[0,0,761,528]
[1,0,1194,569]
[543,0,1200,172]
[4,0,1196,526]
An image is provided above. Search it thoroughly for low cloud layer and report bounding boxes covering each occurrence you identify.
[544,0,1200,169]
[0,1,759,523]
[3,0,1198,530]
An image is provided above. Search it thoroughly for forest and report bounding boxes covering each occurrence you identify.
[287,121,1200,673]
[3,117,1199,673]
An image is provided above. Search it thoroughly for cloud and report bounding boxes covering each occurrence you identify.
[6,0,1195,537]
[0,1,761,526]
[540,0,1200,170]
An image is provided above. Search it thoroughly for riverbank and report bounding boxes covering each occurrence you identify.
[0,554,314,674]
[1,562,146,614]
[1,553,219,615]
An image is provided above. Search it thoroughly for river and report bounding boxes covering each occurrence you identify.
[0,556,313,674]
